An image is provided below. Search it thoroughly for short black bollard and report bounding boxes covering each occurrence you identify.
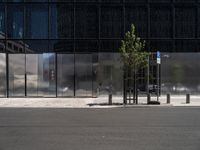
[167,93,170,104]
[147,93,151,104]
[109,94,112,105]
[186,94,190,104]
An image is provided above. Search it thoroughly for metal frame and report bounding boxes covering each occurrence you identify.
[0,0,199,98]
[1,1,200,51]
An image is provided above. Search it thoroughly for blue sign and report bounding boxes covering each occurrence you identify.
[157,51,161,64]
[157,51,160,59]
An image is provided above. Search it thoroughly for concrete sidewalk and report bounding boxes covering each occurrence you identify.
[0,96,200,108]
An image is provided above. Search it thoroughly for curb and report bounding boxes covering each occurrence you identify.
[88,103,173,108]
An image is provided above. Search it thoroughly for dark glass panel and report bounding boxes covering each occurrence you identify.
[0,40,5,52]
[197,8,200,38]
[198,40,200,52]
[76,0,97,2]
[174,0,195,2]
[175,40,198,52]
[25,40,48,53]
[0,53,6,97]
[100,0,122,2]
[175,7,196,38]
[25,4,48,39]
[49,0,73,2]
[0,5,5,39]
[8,54,25,97]
[25,0,48,2]
[7,5,23,39]
[101,6,123,38]
[50,4,73,39]
[75,40,97,52]
[125,0,147,2]
[150,6,172,38]
[6,40,24,53]
[49,40,74,52]
[57,54,74,97]
[7,0,23,2]
[125,6,147,38]
[150,40,173,52]
[75,5,98,38]
[100,40,121,52]
[150,0,171,2]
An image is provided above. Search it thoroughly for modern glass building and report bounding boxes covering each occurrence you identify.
[0,0,199,98]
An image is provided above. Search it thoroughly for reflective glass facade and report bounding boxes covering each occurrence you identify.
[0,0,199,97]
[161,53,200,95]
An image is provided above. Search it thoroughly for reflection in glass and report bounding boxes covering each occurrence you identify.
[26,54,56,97]
[161,53,200,95]
[92,53,98,97]
[0,40,5,52]
[57,54,74,97]
[0,5,5,38]
[25,4,48,39]
[50,4,73,39]
[42,53,56,97]
[75,54,92,97]
[7,5,23,39]
[98,53,123,96]
[0,53,6,97]
[26,54,40,97]
[6,40,24,53]
[8,54,25,97]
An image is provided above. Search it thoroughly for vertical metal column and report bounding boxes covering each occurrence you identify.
[6,53,9,98]
[157,63,159,101]
[147,55,149,94]
[25,54,27,97]
[73,1,76,97]
[55,53,57,97]
[167,93,170,104]
[172,0,175,52]
[5,4,9,98]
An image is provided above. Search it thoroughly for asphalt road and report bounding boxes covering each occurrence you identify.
[0,107,200,150]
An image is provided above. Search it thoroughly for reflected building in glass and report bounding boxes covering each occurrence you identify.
[0,0,200,98]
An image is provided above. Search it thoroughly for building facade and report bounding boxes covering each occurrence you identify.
[0,0,199,97]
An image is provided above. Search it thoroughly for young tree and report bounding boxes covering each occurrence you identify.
[119,24,149,104]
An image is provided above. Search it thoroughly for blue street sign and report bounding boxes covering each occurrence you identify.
[157,51,160,59]
[157,51,161,64]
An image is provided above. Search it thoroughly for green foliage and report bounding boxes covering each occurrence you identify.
[119,24,149,70]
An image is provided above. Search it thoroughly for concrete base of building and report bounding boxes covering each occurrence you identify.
[0,95,200,108]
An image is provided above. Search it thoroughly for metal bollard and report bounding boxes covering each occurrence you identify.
[147,93,151,103]
[167,93,170,104]
[109,94,112,105]
[186,94,190,104]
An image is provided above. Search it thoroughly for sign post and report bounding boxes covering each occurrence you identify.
[156,51,161,101]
